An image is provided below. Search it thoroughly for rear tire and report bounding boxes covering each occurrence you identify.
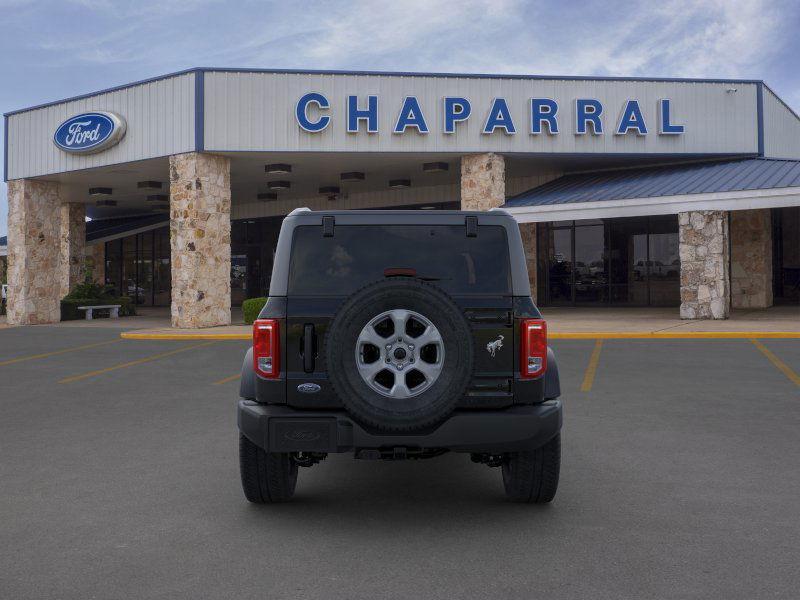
[502,434,561,503]
[239,434,298,503]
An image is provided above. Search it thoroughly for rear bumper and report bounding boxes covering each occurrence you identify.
[238,400,562,454]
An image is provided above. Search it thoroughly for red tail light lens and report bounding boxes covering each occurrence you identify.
[253,319,280,378]
[520,319,547,378]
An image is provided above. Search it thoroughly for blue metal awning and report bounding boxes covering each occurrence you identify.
[504,158,800,208]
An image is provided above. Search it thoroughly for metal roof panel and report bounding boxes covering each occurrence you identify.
[504,158,800,207]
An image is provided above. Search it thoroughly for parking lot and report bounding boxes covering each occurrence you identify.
[1,325,799,599]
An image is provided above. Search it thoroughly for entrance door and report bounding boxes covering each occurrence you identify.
[608,218,648,305]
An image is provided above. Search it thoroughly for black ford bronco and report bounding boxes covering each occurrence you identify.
[237,208,562,503]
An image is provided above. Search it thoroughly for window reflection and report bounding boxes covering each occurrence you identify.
[537,216,679,307]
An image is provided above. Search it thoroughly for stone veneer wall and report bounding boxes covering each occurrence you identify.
[169,152,231,328]
[460,153,505,210]
[730,209,773,309]
[59,202,86,298]
[679,210,730,319]
[86,243,105,285]
[518,222,537,301]
[6,179,62,325]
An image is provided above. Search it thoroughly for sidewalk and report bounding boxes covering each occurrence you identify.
[115,305,800,340]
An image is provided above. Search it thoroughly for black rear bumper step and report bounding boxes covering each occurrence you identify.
[238,400,562,454]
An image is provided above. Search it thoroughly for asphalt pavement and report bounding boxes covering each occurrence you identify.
[1,326,799,599]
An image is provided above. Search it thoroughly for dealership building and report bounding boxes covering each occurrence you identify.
[3,68,799,327]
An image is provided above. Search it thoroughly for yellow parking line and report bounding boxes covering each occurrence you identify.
[751,339,800,387]
[119,331,800,341]
[121,332,249,340]
[0,339,121,367]
[551,332,800,339]
[580,340,604,392]
[213,373,241,385]
[59,341,216,384]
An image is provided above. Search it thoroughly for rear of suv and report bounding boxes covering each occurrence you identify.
[238,208,562,503]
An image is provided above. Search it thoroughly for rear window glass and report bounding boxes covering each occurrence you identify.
[288,225,511,295]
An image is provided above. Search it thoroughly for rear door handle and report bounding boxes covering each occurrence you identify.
[303,324,315,373]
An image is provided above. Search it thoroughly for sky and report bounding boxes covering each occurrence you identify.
[1,0,799,237]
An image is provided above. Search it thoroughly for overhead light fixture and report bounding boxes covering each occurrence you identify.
[419,205,437,210]
[146,194,169,202]
[265,163,292,174]
[267,180,291,190]
[423,162,449,173]
[257,192,278,201]
[319,186,340,195]
[340,171,365,182]
[137,181,162,189]
[95,199,117,207]
[388,179,411,189]
[89,187,112,196]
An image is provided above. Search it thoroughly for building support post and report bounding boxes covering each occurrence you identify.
[169,152,231,328]
[6,179,64,325]
[679,210,730,319]
[460,153,505,210]
[730,209,773,309]
[59,202,86,298]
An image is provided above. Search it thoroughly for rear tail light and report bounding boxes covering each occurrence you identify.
[253,319,280,378]
[520,319,547,378]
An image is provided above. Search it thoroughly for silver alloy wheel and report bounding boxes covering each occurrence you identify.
[355,309,445,399]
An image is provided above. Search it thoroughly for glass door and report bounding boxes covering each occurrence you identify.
[608,218,648,305]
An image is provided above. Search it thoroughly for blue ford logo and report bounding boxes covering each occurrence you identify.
[53,111,126,154]
[297,383,321,394]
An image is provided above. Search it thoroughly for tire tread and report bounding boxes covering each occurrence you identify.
[239,434,298,503]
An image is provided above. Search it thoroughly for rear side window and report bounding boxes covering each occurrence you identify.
[288,225,511,296]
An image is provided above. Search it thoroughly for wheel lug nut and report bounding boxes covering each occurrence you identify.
[410,358,415,363]
[385,344,392,350]
[385,358,391,363]
[408,345,414,350]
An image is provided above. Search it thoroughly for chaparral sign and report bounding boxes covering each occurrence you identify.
[53,111,127,154]
[295,94,685,137]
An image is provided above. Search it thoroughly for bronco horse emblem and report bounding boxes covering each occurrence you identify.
[486,335,504,357]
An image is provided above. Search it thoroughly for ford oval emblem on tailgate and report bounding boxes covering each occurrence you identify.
[297,383,321,394]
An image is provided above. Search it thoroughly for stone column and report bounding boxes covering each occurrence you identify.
[169,152,231,328]
[679,210,730,319]
[6,179,62,325]
[518,222,537,301]
[86,243,105,285]
[730,209,773,309]
[460,153,505,210]
[59,202,86,298]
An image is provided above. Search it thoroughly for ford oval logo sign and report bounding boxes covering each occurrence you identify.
[297,383,321,394]
[53,111,126,154]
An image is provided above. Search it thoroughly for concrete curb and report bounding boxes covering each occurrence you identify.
[120,331,800,341]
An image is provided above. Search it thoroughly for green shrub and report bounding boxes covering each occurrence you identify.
[60,296,136,321]
[64,280,116,300]
[242,297,268,325]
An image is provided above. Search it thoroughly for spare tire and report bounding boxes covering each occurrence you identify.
[325,278,474,432]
